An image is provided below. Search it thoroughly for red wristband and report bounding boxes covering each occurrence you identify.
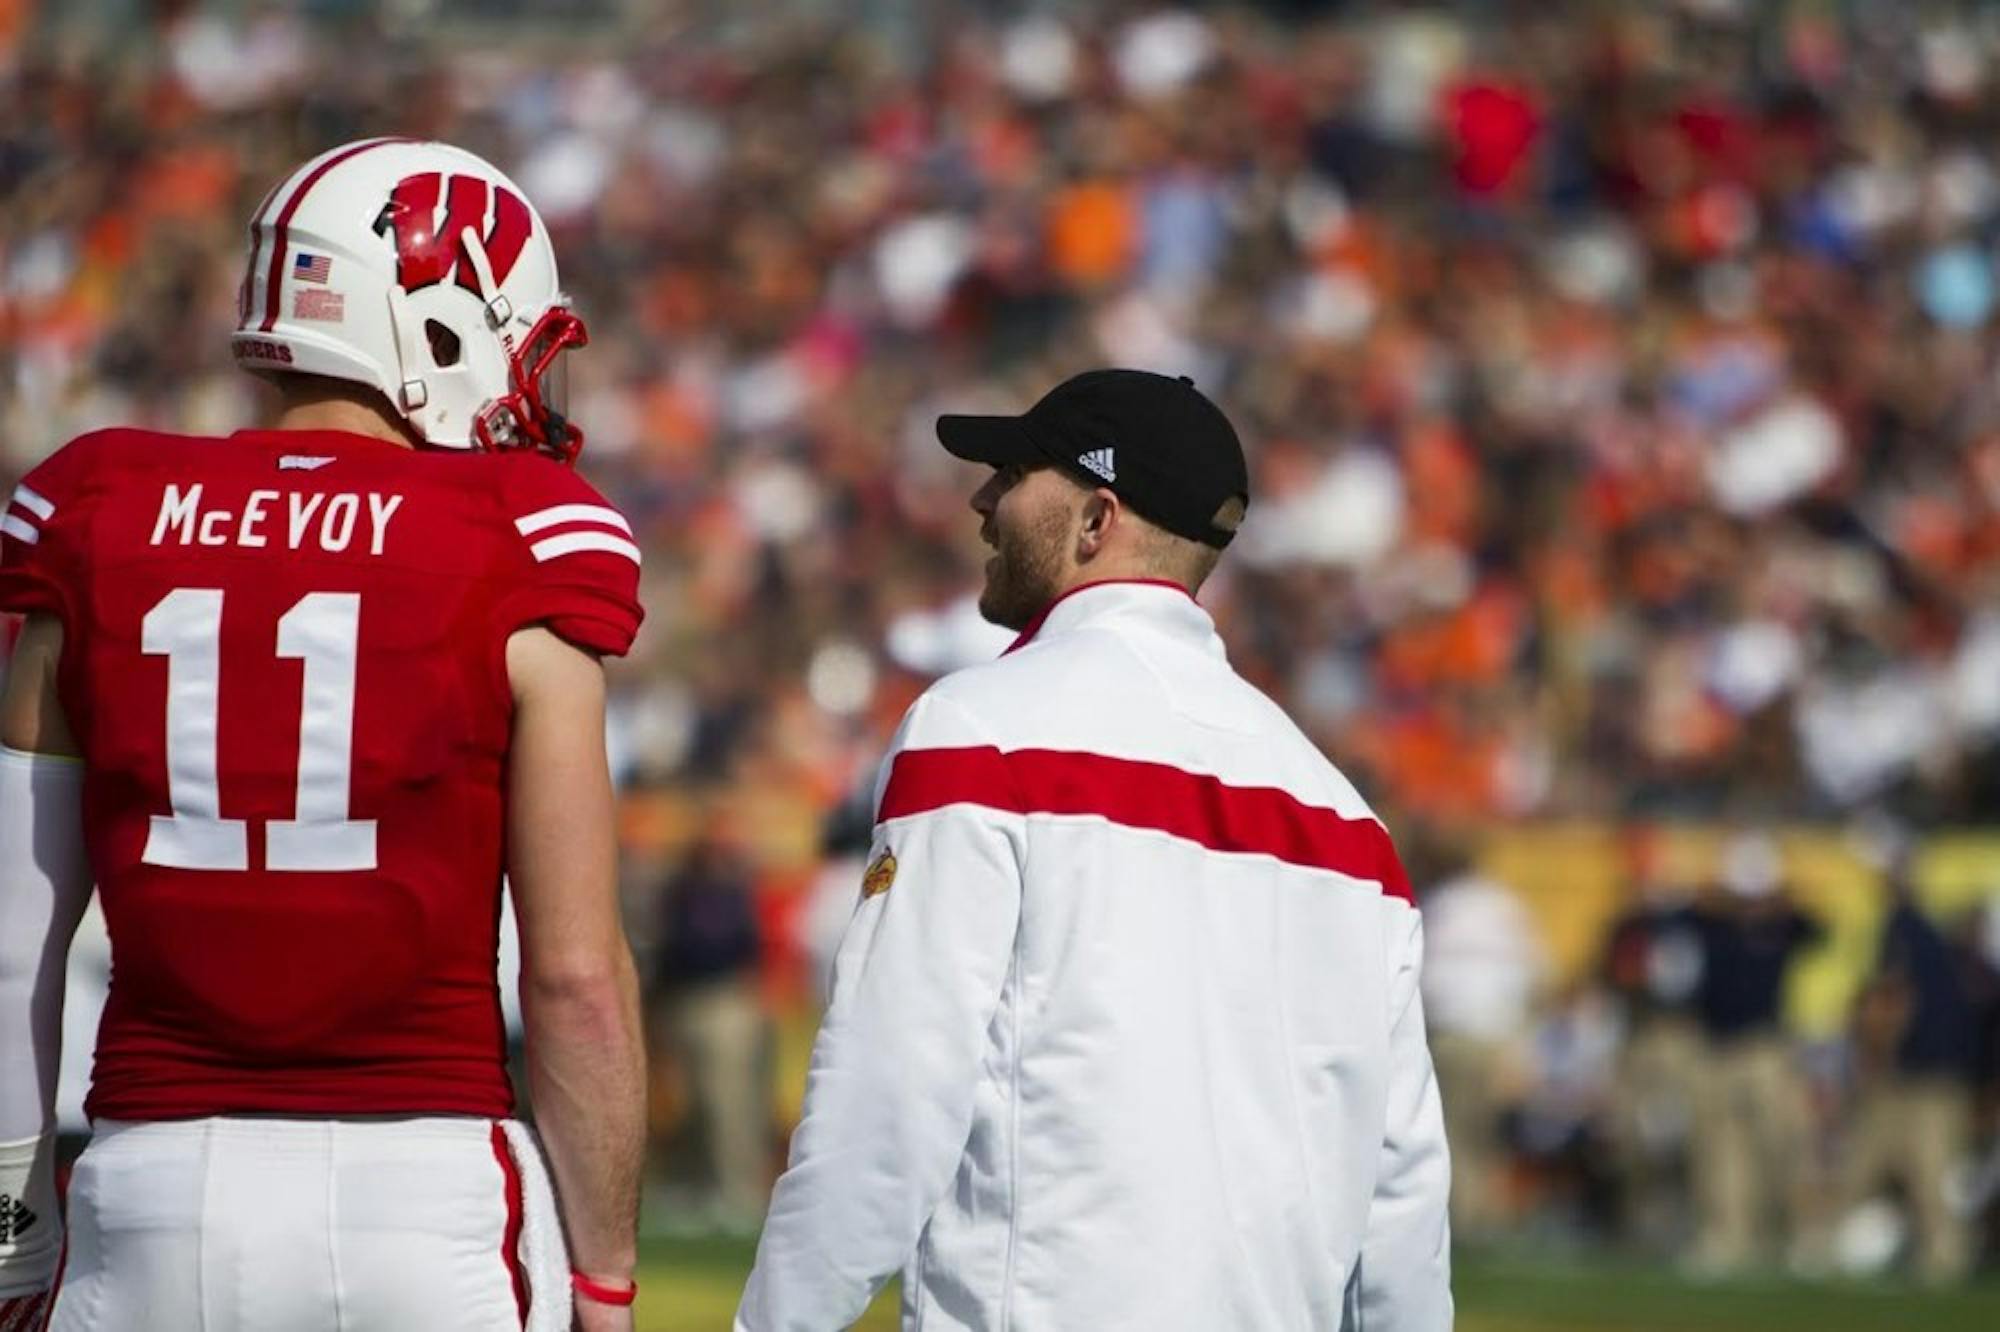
[571,1271,637,1307]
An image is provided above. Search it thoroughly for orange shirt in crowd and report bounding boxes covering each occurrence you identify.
[1045,178,1138,287]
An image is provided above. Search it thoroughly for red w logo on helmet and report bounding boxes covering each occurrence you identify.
[384,172,532,295]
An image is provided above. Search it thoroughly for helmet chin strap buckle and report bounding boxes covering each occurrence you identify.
[384,285,433,419]
[484,294,513,328]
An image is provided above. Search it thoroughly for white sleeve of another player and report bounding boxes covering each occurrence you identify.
[737,695,1022,1331]
[0,745,90,1296]
[1350,903,1454,1332]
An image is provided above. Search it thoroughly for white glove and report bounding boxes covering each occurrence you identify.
[0,1135,60,1307]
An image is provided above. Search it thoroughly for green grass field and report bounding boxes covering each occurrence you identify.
[635,1238,2000,1331]
[637,1235,895,1330]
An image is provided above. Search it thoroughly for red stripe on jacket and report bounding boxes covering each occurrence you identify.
[877,745,1412,901]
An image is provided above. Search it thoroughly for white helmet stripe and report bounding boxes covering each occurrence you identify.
[239,176,291,328]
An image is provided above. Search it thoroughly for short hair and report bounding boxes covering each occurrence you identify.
[1133,511,1223,590]
[1053,468,1227,590]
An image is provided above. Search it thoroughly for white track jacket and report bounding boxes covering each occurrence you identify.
[739,581,1451,1331]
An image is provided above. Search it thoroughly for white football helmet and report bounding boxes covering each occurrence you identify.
[232,138,588,460]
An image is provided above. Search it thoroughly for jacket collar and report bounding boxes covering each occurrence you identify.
[1004,579,1218,656]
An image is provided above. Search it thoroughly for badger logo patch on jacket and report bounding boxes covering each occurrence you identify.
[861,850,898,900]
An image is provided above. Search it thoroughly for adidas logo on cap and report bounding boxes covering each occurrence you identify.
[1077,447,1116,483]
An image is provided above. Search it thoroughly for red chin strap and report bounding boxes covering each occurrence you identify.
[472,305,589,463]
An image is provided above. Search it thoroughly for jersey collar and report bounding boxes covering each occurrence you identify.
[1003,578,1213,655]
[228,427,415,455]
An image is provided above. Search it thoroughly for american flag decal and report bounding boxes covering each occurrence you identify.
[294,252,332,284]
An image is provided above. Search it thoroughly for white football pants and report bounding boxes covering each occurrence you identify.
[50,1116,566,1332]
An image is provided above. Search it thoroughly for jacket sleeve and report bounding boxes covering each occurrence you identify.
[738,691,1022,1331]
[1351,900,1453,1331]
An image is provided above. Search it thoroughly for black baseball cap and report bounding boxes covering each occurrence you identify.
[936,369,1250,549]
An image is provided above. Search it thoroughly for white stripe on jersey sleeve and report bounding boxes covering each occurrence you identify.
[529,531,642,566]
[0,514,40,544]
[10,485,54,521]
[514,503,633,537]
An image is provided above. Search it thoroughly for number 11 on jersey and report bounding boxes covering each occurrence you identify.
[141,587,378,873]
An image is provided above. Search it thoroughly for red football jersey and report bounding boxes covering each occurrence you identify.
[0,427,643,1120]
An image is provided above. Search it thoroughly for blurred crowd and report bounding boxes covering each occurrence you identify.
[1419,824,2000,1282]
[13,0,2000,1281]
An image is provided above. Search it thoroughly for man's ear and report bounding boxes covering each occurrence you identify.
[1077,488,1121,558]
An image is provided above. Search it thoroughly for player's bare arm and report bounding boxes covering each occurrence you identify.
[507,625,646,1329]
[0,616,76,757]
[0,614,89,1326]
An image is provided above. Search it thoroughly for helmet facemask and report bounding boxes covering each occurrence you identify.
[472,304,589,462]
[384,213,588,462]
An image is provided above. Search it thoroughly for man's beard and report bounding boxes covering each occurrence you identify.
[978,504,1073,631]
